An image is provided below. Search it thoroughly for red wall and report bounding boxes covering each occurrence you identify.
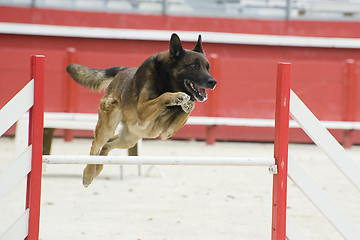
[1,6,360,143]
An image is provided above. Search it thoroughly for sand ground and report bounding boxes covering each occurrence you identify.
[1,137,360,240]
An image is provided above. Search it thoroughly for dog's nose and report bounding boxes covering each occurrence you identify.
[207,77,217,89]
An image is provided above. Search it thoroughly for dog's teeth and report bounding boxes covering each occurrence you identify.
[187,81,200,93]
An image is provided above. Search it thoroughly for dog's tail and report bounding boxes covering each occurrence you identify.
[66,64,126,91]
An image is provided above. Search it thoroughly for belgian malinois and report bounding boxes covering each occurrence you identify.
[66,33,217,187]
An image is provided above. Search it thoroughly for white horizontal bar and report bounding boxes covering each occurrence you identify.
[187,116,275,127]
[44,112,97,121]
[0,146,32,200]
[0,79,34,137]
[190,116,360,130]
[44,119,96,130]
[44,112,97,129]
[39,113,360,130]
[315,120,360,130]
[0,209,29,240]
[290,90,360,192]
[43,155,275,166]
[1,22,360,49]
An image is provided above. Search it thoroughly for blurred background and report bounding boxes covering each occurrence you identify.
[1,0,360,144]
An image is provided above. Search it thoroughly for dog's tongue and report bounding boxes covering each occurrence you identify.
[194,83,207,97]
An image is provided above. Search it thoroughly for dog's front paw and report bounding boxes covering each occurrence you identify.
[172,92,194,113]
[180,100,194,113]
[166,92,189,106]
[173,92,190,105]
[166,92,194,113]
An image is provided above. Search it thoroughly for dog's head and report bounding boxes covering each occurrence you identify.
[166,33,217,102]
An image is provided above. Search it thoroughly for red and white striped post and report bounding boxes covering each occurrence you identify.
[271,62,290,240]
[26,55,45,240]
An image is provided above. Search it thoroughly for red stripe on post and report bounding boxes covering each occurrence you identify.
[26,55,45,240]
[271,62,290,240]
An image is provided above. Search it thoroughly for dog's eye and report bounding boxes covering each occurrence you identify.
[206,64,210,72]
[190,63,197,69]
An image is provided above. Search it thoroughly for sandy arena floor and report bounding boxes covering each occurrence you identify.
[1,137,360,240]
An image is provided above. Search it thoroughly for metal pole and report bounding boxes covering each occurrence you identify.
[26,55,45,240]
[43,155,275,166]
[271,62,290,240]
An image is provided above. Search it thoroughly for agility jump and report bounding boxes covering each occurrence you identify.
[2,55,360,239]
[0,55,44,240]
[0,55,290,240]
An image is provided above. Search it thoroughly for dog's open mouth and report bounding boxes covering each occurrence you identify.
[184,79,207,102]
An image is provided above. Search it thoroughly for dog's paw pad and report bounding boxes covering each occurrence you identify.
[181,102,193,113]
[174,93,190,104]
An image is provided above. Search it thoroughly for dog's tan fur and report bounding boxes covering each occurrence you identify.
[66,34,216,187]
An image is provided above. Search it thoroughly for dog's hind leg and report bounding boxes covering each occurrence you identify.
[99,124,140,156]
[83,98,122,187]
[83,125,139,186]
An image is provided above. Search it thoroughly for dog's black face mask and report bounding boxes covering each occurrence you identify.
[169,33,217,102]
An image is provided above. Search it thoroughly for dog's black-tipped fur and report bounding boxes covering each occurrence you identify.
[66,64,127,91]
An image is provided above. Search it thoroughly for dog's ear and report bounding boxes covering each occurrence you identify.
[170,33,184,59]
[192,34,203,53]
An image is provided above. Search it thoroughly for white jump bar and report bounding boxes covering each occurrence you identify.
[41,113,360,130]
[43,155,275,166]
[188,116,360,130]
